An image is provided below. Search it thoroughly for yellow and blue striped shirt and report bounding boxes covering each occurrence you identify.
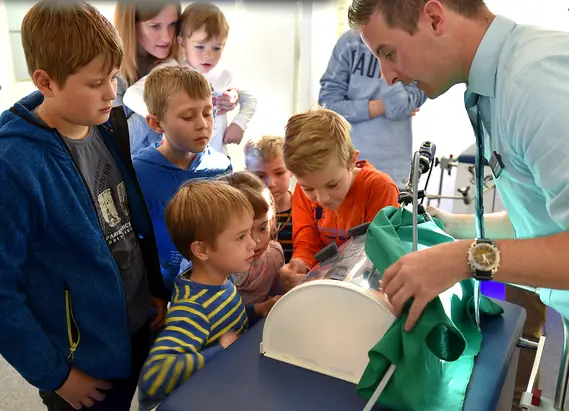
[139,276,257,401]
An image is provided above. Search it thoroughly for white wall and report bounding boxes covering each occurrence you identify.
[221,2,298,170]
[0,1,12,112]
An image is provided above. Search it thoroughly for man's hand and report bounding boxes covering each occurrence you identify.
[222,123,245,145]
[279,258,308,292]
[56,368,112,409]
[410,108,420,116]
[382,241,471,332]
[216,89,239,115]
[150,296,167,330]
[254,295,281,317]
[219,331,239,349]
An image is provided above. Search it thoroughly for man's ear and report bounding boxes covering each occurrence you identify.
[190,241,209,262]
[146,114,164,134]
[33,69,56,98]
[423,0,446,36]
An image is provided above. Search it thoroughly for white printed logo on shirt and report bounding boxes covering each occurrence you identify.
[98,188,121,228]
[117,182,130,217]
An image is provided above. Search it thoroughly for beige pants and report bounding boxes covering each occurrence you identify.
[506,285,547,410]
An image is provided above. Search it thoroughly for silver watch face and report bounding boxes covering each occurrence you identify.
[470,243,500,271]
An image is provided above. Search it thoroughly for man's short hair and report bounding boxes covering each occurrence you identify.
[165,180,253,261]
[348,0,487,34]
[144,65,212,121]
[283,108,355,177]
[22,1,123,87]
[243,136,285,165]
[179,1,229,41]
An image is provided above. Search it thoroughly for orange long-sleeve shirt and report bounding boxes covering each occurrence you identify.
[292,160,399,268]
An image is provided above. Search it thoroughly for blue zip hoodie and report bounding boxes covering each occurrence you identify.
[132,145,232,290]
[0,91,170,391]
[319,29,428,188]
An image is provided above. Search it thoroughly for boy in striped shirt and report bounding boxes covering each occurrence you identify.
[138,180,279,409]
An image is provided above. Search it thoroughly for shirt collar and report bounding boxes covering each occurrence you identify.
[187,146,207,171]
[467,15,516,98]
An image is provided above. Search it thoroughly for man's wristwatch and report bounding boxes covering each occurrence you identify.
[467,238,501,281]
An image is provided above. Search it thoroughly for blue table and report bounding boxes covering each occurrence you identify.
[158,300,525,411]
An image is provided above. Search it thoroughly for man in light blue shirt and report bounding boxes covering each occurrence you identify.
[348,0,569,408]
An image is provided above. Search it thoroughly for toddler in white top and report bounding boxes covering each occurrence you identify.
[123,2,257,156]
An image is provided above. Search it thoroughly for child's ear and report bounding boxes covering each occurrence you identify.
[349,150,360,169]
[146,115,164,134]
[190,241,209,261]
[33,69,56,97]
[177,36,185,48]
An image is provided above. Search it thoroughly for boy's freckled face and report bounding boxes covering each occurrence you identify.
[179,27,225,74]
[50,54,119,126]
[160,91,214,153]
[209,212,257,274]
[296,160,354,211]
[246,155,292,204]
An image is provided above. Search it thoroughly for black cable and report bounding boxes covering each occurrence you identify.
[420,158,435,205]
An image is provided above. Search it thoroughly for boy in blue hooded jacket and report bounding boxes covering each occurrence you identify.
[0,2,170,410]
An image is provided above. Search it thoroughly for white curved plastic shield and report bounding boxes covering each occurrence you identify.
[261,279,395,384]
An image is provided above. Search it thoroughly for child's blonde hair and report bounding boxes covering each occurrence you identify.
[178,2,229,41]
[244,136,285,165]
[113,1,181,86]
[218,172,275,223]
[144,66,212,121]
[165,180,253,260]
[283,108,356,177]
[21,1,122,87]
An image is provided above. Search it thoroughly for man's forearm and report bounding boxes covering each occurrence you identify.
[445,211,515,240]
[493,231,569,289]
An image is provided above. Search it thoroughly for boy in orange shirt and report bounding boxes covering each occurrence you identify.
[280,108,399,291]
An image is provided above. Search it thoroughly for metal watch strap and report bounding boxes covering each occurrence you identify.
[472,238,493,281]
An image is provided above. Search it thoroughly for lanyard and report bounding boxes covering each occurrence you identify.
[470,98,486,329]
[474,106,486,240]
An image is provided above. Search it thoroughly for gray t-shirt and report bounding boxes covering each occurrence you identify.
[33,110,150,333]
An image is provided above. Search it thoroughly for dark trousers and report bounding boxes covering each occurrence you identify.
[39,323,151,411]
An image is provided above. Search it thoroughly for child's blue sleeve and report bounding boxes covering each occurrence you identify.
[0,165,71,391]
[318,34,371,124]
[381,82,428,121]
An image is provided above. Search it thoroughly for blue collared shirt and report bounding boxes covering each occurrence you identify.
[468,15,569,316]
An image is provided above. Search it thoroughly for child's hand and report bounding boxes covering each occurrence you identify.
[222,123,245,145]
[219,331,239,349]
[411,108,420,116]
[216,89,239,115]
[56,368,112,409]
[279,258,308,292]
[254,295,281,317]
